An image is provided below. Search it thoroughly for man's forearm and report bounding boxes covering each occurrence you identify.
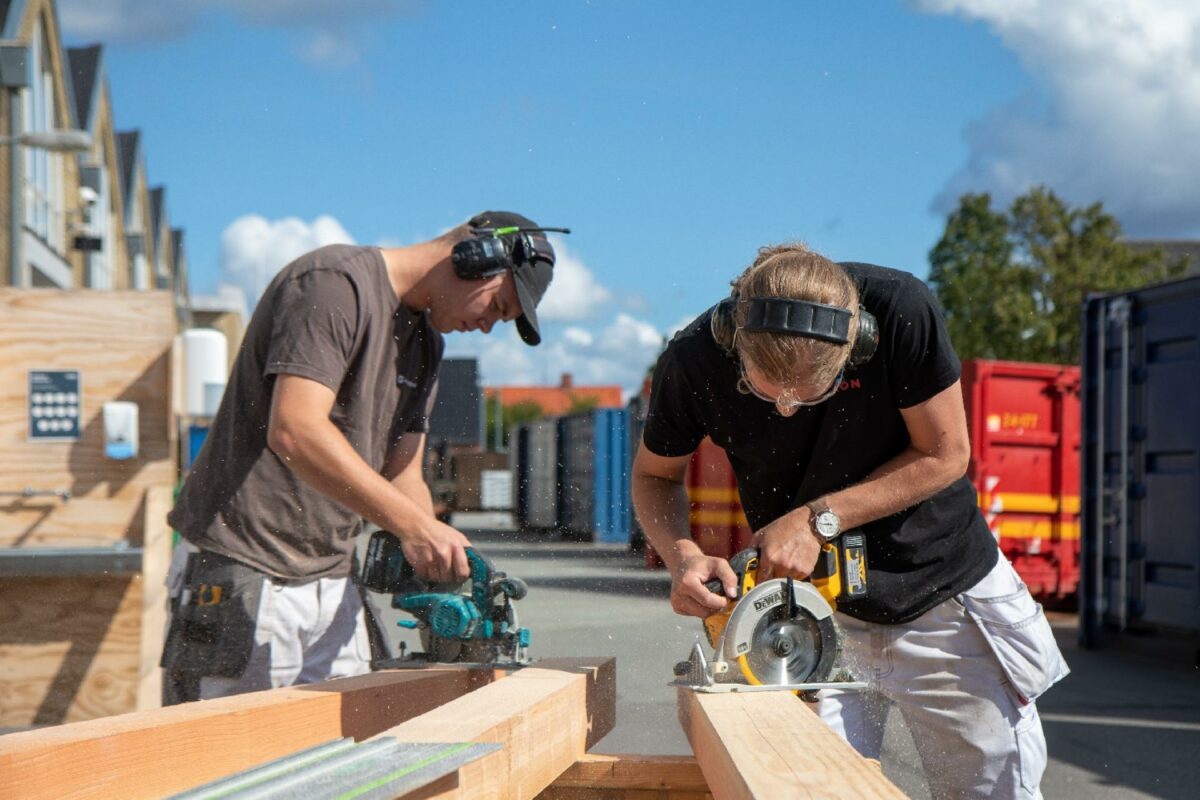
[393,475,435,516]
[819,446,964,531]
[270,417,434,538]
[632,473,699,572]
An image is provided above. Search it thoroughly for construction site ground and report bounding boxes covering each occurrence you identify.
[366,527,1200,800]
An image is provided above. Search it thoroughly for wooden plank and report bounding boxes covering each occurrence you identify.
[136,485,173,711]
[381,657,616,800]
[0,666,497,800]
[676,688,905,800]
[536,754,713,800]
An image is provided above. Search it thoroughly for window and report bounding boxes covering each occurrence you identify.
[21,18,66,253]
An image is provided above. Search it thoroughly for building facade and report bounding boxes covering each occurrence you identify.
[1,0,190,323]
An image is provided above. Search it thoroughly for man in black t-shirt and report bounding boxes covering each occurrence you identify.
[163,211,560,704]
[633,244,1067,799]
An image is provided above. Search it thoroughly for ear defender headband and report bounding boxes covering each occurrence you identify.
[451,225,571,281]
[710,295,879,368]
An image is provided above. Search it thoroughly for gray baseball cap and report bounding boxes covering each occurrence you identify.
[467,210,557,346]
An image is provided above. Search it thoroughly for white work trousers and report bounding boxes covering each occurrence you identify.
[816,556,1067,800]
[166,541,372,700]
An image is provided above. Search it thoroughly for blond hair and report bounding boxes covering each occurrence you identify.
[732,243,858,389]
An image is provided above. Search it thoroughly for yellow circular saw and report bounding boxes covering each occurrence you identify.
[674,541,867,693]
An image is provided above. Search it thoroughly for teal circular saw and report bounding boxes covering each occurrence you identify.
[360,530,531,666]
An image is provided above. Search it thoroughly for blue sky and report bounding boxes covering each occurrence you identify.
[59,1,1200,392]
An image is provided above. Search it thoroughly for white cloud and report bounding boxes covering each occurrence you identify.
[59,0,201,43]
[220,213,355,306]
[59,1,422,52]
[596,313,663,355]
[562,327,595,347]
[295,30,361,68]
[536,237,613,322]
[916,0,1200,235]
[444,313,666,396]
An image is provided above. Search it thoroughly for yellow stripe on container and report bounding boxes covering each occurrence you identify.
[687,487,742,503]
[689,509,749,526]
[993,520,1080,541]
[977,492,1081,514]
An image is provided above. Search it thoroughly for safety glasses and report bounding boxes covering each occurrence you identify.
[735,358,844,417]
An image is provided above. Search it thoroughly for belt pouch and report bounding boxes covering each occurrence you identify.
[161,552,265,678]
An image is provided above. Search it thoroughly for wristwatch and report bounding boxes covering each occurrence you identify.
[806,498,842,542]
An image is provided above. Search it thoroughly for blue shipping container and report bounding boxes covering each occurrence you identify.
[557,409,632,544]
[1081,276,1200,645]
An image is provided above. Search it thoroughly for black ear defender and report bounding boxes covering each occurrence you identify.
[451,225,571,281]
[710,296,879,368]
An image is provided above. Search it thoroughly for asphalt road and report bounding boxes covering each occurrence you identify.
[367,527,1200,800]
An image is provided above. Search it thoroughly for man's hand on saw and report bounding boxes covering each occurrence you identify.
[400,522,472,583]
[672,552,738,618]
[752,508,821,583]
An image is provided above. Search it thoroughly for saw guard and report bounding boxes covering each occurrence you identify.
[719,578,839,686]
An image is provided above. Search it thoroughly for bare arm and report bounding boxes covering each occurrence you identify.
[267,374,469,581]
[632,443,738,617]
[756,379,972,580]
[382,431,436,515]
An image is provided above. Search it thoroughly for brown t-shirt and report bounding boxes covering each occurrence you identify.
[169,244,443,581]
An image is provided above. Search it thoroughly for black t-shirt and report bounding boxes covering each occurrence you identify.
[642,262,997,624]
[169,245,443,581]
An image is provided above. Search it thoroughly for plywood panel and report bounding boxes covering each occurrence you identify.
[0,575,142,726]
[0,289,176,546]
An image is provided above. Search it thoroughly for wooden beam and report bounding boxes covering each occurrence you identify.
[136,484,173,711]
[0,666,496,800]
[536,754,713,800]
[676,688,906,800]
[381,657,616,800]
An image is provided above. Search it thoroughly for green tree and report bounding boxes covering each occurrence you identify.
[929,187,1185,364]
[485,399,546,449]
[566,394,599,414]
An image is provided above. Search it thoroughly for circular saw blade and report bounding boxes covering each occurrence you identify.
[741,608,827,685]
[720,578,840,686]
[420,626,463,663]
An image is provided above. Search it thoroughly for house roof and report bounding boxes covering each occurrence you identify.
[1,0,20,37]
[485,375,624,416]
[65,44,102,131]
[116,130,141,219]
[150,186,166,251]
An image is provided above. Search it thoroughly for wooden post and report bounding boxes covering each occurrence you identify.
[379,657,616,800]
[676,688,906,800]
[136,484,173,710]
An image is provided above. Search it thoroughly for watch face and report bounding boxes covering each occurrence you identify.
[815,511,840,539]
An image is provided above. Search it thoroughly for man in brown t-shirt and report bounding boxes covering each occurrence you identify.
[162,211,562,703]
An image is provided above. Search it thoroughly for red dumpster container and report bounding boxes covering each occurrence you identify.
[645,437,753,569]
[962,359,1081,601]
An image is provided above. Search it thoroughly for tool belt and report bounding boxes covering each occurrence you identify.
[160,550,264,683]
